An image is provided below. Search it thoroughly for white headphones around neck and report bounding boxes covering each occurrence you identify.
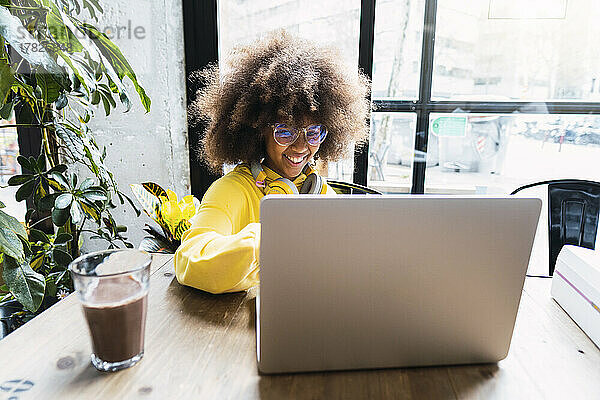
[250,161,327,195]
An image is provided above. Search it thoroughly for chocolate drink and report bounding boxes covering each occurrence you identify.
[82,277,148,363]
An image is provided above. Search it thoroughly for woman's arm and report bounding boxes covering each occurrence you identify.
[174,178,260,294]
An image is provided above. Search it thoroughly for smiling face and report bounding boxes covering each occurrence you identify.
[262,119,322,180]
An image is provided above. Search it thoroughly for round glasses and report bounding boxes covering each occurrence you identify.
[272,123,328,147]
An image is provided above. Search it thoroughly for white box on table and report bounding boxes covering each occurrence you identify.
[551,245,600,348]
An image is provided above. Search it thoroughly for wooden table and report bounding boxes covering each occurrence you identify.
[0,255,599,399]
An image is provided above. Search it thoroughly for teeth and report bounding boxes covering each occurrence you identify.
[285,154,305,164]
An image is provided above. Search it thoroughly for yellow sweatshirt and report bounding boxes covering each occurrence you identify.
[174,163,335,294]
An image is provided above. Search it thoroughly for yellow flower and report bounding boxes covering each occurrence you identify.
[131,183,199,242]
[159,190,199,240]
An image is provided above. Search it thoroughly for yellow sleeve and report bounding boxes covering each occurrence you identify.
[174,177,260,294]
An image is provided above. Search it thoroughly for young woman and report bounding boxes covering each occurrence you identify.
[175,32,371,294]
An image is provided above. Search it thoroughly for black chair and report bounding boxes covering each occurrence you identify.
[327,180,382,195]
[511,179,600,276]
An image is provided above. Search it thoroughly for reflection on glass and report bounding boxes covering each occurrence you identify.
[367,113,417,193]
[0,116,24,220]
[218,0,361,67]
[371,0,425,100]
[424,113,600,194]
[433,0,600,101]
[326,155,354,184]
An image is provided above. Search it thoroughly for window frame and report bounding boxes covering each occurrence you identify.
[372,0,600,193]
[183,0,600,196]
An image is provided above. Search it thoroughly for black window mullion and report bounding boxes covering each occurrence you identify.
[411,0,438,194]
[182,0,221,199]
[354,0,377,187]
[373,100,600,114]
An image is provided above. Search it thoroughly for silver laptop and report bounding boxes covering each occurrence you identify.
[257,195,541,374]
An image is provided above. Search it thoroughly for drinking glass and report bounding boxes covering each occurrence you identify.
[69,249,152,372]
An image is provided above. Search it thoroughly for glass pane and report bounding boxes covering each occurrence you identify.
[218,1,361,67]
[433,0,600,101]
[425,112,600,275]
[425,113,600,194]
[218,1,362,183]
[367,113,417,193]
[0,117,24,221]
[371,0,426,100]
[325,153,354,183]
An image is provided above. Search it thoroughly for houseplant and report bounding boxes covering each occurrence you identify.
[0,0,150,333]
[130,182,199,254]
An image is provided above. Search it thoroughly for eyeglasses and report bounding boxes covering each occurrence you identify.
[272,123,328,147]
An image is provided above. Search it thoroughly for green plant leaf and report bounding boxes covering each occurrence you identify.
[49,171,70,190]
[29,228,50,244]
[54,233,72,244]
[34,180,47,202]
[7,174,34,186]
[70,201,82,224]
[55,49,91,94]
[30,254,44,271]
[0,226,24,261]
[38,193,58,212]
[36,73,62,105]
[82,189,106,201]
[54,124,84,160]
[78,200,99,222]
[52,206,70,227]
[45,279,57,298]
[19,235,31,258]
[0,200,4,208]
[52,248,72,267]
[0,6,70,90]
[0,209,27,241]
[2,256,45,312]
[15,178,37,202]
[130,183,162,220]
[102,216,115,234]
[173,219,191,241]
[78,23,151,112]
[100,92,110,116]
[0,56,14,103]
[48,164,68,174]
[16,155,35,172]
[79,177,94,190]
[0,100,13,119]
[36,153,46,172]
[55,193,73,209]
[82,0,103,20]
[142,182,168,199]
[90,89,100,105]
[44,3,84,53]
[54,9,130,109]
[55,93,68,109]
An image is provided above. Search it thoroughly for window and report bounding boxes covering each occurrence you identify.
[369,0,600,195]
[187,0,600,275]
[218,0,361,68]
[191,0,600,194]
[217,0,362,181]
[0,116,24,220]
